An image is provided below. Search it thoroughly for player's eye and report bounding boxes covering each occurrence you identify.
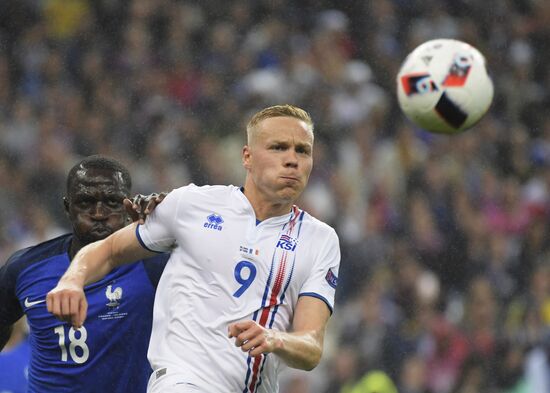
[74,198,93,208]
[105,198,123,208]
[296,146,311,155]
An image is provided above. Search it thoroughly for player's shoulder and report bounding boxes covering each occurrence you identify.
[297,210,340,246]
[177,183,236,194]
[171,183,238,201]
[3,234,72,272]
[299,209,338,236]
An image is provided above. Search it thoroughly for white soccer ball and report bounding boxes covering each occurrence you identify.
[396,39,494,134]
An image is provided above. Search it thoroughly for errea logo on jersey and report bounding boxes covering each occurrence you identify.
[204,213,224,231]
[276,234,297,251]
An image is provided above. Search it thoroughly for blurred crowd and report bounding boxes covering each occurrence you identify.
[1,0,550,392]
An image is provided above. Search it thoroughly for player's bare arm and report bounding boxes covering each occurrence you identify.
[46,222,156,328]
[228,296,330,370]
[0,324,13,351]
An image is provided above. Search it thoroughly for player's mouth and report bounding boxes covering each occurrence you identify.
[90,225,112,237]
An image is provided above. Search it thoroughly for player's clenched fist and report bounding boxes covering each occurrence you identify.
[46,281,88,329]
[228,320,283,357]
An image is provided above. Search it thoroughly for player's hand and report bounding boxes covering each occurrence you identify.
[228,320,282,357]
[46,280,88,329]
[123,192,167,224]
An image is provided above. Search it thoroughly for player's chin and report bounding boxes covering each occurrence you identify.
[277,186,304,201]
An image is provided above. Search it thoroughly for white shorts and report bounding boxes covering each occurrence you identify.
[147,368,202,393]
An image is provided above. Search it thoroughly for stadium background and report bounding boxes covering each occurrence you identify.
[0,1,549,392]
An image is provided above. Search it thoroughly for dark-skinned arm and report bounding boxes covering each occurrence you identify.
[0,324,13,351]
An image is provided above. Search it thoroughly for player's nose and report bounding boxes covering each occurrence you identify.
[91,202,109,219]
[283,149,299,167]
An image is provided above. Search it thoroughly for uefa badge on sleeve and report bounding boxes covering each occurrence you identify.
[325,269,338,289]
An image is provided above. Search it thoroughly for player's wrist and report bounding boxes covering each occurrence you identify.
[267,329,284,353]
[59,272,86,289]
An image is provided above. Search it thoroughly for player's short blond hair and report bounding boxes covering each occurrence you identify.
[246,104,314,143]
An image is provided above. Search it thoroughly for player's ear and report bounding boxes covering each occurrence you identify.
[242,145,252,169]
[63,196,70,215]
[63,196,70,217]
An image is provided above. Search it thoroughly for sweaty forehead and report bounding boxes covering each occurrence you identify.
[70,168,128,195]
[256,117,313,143]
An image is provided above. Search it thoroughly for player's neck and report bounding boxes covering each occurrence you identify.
[242,185,293,221]
[68,237,86,260]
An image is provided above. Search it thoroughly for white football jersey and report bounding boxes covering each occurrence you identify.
[137,185,340,393]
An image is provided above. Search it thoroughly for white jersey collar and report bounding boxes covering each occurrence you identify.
[233,186,296,225]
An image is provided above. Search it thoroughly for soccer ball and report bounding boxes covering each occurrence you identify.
[396,39,494,134]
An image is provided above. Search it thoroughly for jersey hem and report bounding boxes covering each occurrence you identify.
[135,224,164,254]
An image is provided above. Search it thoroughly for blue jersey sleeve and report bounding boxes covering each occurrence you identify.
[0,250,26,326]
[142,253,170,288]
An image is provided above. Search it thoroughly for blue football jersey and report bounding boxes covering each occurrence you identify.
[0,234,169,393]
[0,336,30,393]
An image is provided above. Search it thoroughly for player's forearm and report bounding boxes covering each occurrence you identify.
[63,238,118,286]
[270,329,323,370]
[63,223,149,287]
[0,324,13,351]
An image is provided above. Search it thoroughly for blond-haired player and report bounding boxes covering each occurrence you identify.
[47,105,341,393]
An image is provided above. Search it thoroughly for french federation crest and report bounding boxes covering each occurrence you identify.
[105,284,123,308]
[98,283,128,321]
